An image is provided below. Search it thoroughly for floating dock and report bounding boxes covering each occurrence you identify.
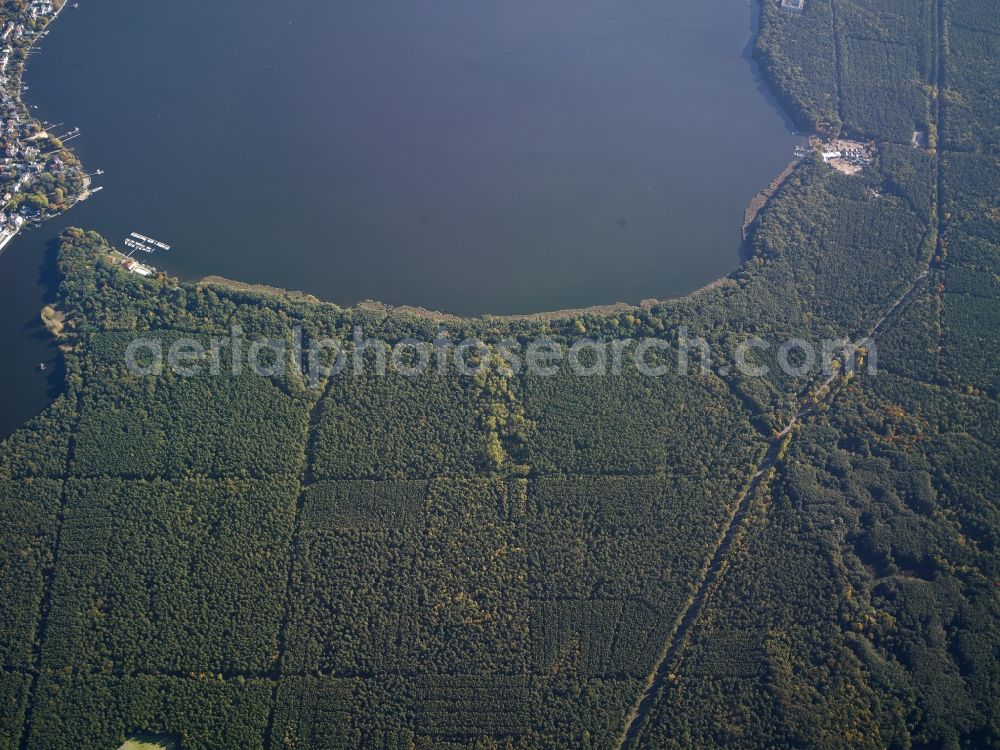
[125,231,171,254]
[130,232,170,250]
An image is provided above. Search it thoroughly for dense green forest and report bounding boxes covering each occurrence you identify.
[0,0,997,747]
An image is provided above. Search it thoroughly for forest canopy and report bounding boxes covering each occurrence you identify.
[0,0,998,747]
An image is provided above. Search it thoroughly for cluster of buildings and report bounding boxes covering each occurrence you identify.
[814,138,875,175]
[0,2,81,252]
[0,19,33,252]
[28,2,58,21]
[121,257,155,277]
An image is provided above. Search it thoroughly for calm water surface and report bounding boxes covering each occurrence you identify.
[1,0,799,435]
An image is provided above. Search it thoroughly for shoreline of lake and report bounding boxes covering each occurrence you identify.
[0,0,89,253]
[0,0,805,438]
[155,0,808,321]
[22,0,801,317]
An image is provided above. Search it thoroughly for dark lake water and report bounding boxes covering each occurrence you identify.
[0,0,799,436]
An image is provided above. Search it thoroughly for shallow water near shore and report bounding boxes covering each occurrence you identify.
[1,0,799,436]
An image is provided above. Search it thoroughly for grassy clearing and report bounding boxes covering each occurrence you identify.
[118,734,179,750]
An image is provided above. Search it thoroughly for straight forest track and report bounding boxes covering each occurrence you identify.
[616,274,935,750]
[830,0,848,129]
[264,374,337,750]
[615,268,928,750]
[615,3,948,740]
[19,392,83,750]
